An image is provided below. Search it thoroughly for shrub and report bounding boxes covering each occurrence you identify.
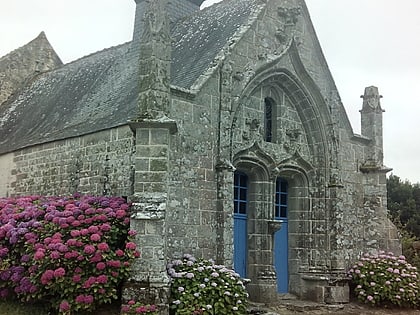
[348,251,419,307]
[167,254,249,314]
[121,299,158,314]
[401,233,420,270]
[0,195,140,314]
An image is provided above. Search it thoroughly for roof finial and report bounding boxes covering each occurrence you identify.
[360,86,383,112]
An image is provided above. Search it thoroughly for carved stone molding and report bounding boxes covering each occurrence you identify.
[268,219,282,234]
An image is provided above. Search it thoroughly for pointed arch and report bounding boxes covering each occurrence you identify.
[234,64,332,175]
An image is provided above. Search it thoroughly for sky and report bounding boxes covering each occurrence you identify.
[0,0,419,183]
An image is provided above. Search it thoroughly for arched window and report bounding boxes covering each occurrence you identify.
[264,97,275,142]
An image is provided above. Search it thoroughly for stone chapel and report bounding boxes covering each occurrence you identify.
[0,0,400,308]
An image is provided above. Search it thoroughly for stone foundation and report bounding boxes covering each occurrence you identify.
[122,280,170,315]
[300,273,350,304]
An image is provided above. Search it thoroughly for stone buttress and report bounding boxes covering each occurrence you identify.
[123,0,175,312]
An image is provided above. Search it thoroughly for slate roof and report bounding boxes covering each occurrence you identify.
[171,0,260,89]
[0,43,138,154]
[0,0,261,154]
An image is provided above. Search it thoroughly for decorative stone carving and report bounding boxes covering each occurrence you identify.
[215,158,236,172]
[275,25,287,43]
[275,5,301,49]
[361,86,383,111]
[233,71,244,81]
[243,116,261,141]
[277,6,301,25]
[267,220,282,234]
[283,128,301,153]
[269,166,281,181]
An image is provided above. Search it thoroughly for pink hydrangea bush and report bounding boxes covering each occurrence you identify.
[348,251,419,307]
[121,299,158,314]
[0,195,140,314]
[167,254,249,314]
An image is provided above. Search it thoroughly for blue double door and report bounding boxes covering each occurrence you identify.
[233,172,289,293]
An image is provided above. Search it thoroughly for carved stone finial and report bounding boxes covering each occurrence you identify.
[360,86,383,112]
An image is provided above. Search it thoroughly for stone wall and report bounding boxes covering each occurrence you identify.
[0,153,15,196]
[0,126,134,198]
[165,93,219,260]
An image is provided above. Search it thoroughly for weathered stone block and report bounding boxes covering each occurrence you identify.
[150,129,169,145]
[325,285,350,304]
[150,159,167,172]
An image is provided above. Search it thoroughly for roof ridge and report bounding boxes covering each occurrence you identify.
[60,41,131,67]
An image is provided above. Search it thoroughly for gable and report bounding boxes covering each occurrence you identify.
[218,0,355,140]
[0,32,62,108]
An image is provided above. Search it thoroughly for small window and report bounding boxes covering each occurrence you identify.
[264,97,274,142]
[275,178,288,219]
[234,172,248,215]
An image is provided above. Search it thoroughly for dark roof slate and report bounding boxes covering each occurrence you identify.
[0,0,260,154]
[0,43,138,153]
[171,0,259,89]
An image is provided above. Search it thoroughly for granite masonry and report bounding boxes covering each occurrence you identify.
[0,0,400,312]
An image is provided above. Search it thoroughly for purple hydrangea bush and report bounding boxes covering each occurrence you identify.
[167,254,249,314]
[348,251,419,307]
[0,195,140,314]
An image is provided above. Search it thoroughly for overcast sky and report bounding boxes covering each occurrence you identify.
[1,0,419,183]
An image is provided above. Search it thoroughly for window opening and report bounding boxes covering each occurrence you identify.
[234,172,248,215]
[264,98,274,142]
[275,178,288,219]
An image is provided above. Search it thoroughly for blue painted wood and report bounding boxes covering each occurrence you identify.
[274,219,288,293]
[234,213,247,277]
[233,172,248,278]
[274,178,288,293]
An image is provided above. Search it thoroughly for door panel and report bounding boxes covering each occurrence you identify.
[233,172,248,278]
[234,214,247,277]
[274,220,288,292]
[274,178,288,293]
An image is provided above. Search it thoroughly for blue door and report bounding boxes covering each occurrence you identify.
[274,178,288,293]
[233,172,248,278]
